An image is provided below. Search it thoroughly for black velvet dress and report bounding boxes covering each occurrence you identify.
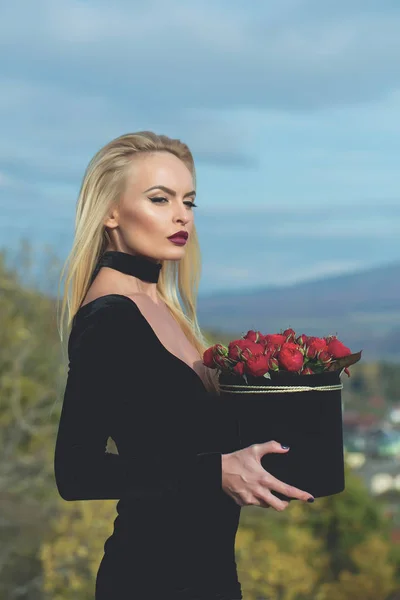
[54,251,243,600]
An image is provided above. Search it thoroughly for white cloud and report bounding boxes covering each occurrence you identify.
[273,260,366,285]
[1,1,400,112]
[203,258,366,290]
[0,0,399,182]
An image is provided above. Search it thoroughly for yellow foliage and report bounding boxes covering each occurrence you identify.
[316,534,397,600]
[40,499,116,600]
[236,522,326,600]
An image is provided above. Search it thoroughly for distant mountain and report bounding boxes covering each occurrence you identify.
[197,261,400,362]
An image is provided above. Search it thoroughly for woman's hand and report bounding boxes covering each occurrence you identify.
[221,440,314,511]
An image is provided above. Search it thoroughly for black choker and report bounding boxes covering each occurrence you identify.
[90,251,162,284]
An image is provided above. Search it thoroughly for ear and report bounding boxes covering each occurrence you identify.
[103,207,119,229]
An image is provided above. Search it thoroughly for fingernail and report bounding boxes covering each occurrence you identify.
[281,444,290,449]
[307,497,315,503]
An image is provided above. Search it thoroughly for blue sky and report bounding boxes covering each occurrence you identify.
[0,0,399,294]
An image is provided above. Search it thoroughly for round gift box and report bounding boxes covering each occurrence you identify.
[219,369,345,501]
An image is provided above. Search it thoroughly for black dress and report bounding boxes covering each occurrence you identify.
[54,251,243,600]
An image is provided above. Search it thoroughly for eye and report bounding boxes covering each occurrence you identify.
[150,197,197,208]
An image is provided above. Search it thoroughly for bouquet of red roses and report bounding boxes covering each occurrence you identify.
[203,328,361,380]
[203,328,362,500]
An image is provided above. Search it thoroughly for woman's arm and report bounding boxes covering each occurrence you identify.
[54,302,222,501]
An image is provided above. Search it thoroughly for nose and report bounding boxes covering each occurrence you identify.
[174,205,191,226]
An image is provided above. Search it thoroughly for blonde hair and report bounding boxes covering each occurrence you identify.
[56,131,219,395]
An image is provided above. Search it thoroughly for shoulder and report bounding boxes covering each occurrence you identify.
[68,294,146,358]
[73,293,141,329]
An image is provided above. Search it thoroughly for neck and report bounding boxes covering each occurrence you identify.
[90,250,163,303]
[126,277,159,302]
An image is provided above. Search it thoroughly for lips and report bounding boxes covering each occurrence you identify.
[168,231,188,240]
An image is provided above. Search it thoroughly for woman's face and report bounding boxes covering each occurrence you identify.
[105,151,196,262]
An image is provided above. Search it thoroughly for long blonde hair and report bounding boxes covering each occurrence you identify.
[57,131,219,395]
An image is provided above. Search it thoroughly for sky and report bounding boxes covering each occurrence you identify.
[0,0,399,295]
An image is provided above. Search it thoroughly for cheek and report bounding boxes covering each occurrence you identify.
[141,211,166,233]
[122,206,165,234]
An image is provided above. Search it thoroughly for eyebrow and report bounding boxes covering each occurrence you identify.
[144,185,196,198]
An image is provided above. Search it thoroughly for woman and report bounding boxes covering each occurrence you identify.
[54,131,314,600]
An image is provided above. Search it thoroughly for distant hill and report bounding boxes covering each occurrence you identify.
[197,260,400,362]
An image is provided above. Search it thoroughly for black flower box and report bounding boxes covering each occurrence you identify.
[219,369,345,501]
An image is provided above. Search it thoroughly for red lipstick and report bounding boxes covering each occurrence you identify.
[167,230,188,245]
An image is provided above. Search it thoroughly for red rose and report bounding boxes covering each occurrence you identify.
[228,339,248,361]
[213,354,227,368]
[305,345,318,359]
[203,347,216,368]
[243,329,263,343]
[233,361,245,376]
[308,337,328,353]
[327,338,351,358]
[319,350,333,364]
[268,356,280,371]
[241,342,264,360]
[228,339,263,362]
[296,334,309,346]
[277,342,304,372]
[244,353,269,377]
[214,343,228,356]
[283,328,296,342]
[264,334,287,347]
[266,344,280,358]
[301,367,314,375]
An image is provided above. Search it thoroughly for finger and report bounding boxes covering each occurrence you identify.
[250,491,271,508]
[261,473,313,502]
[253,440,291,456]
[253,498,271,509]
[255,487,289,511]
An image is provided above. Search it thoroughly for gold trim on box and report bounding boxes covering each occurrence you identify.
[219,383,344,394]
